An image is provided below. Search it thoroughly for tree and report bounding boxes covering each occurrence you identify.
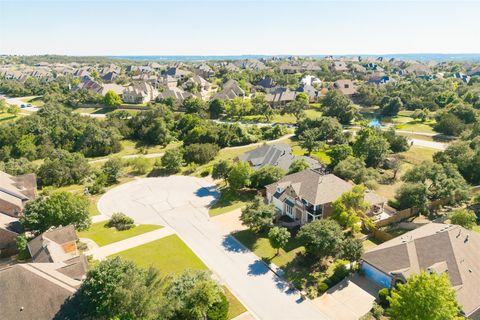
[387,272,461,320]
[227,161,252,190]
[37,149,90,187]
[212,160,231,181]
[288,158,310,174]
[297,219,344,257]
[103,90,123,107]
[73,257,164,320]
[340,237,364,262]
[333,156,379,187]
[0,157,36,176]
[380,96,403,116]
[322,90,358,124]
[21,192,90,234]
[102,157,123,184]
[268,227,291,255]
[329,144,353,169]
[161,148,185,173]
[331,185,369,232]
[209,99,225,119]
[183,143,220,165]
[184,97,208,115]
[299,129,321,154]
[206,291,229,320]
[395,182,429,212]
[412,108,429,122]
[163,270,224,320]
[240,196,275,233]
[296,117,346,145]
[434,113,465,136]
[382,128,410,153]
[449,209,477,229]
[353,127,390,167]
[250,165,285,189]
[402,161,470,205]
[252,93,274,122]
[282,100,307,120]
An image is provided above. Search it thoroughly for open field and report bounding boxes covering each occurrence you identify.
[78,222,161,246]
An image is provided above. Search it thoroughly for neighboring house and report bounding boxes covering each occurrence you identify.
[213,79,245,100]
[193,63,215,78]
[0,171,37,218]
[0,263,81,320]
[329,61,349,72]
[164,67,191,80]
[363,63,384,72]
[0,213,21,257]
[368,75,395,85]
[265,87,296,106]
[73,77,124,96]
[297,84,320,102]
[467,66,480,77]
[28,225,79,263]
[300,75,321,87]
[452,72,471,84]
[157,87,194,103]
[405,63,432,76]
[123,82,159,104]
[159,74,178,89]
[237,143,320,172]
[361,223,480,319]
[265,169,387,225]
[257,76,275,89]
[331,79,357,96]
[184,75,212,92]
[101,71,118,82]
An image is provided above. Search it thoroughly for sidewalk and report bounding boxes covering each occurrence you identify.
[85,227,175,260]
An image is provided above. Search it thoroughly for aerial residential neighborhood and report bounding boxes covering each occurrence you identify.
[1,0,480,319]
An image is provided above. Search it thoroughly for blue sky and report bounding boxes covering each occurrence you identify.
[1,0,479,55]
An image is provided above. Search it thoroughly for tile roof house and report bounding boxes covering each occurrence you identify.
[361,223,480,319]
[123,82,159,104]
[0,263,81,320]
[157,87,195,103]
[237,143,320,172]
[164,67,191,80]
[184,75,212,92]
[265,169,387,226]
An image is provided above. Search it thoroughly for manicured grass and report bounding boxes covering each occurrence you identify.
[110,234,207,274]
[209,188,256,216]
[224,287,247,319]
[78,221,161,246]
[232,229,305,267]
[288,138,332,165]
[0,113,17,122]
[398,146,435,165]
[304,108,322,120]
[88,196,101,216]
[473,225,480,234]
[86,139,180,161]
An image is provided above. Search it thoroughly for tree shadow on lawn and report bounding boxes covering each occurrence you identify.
[209,187,256,211]
[195,186,219,198]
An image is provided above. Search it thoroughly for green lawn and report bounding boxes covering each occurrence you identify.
[287,138,332,165]
[224,287,247,319]
[86,139,181,161]
[398,146,436,165]
[232,229,305,267]
[20,96,44,107]
[209,188,256,216]
[78,221,161,246]
[109,234,246,319]
[0,113,17,122]
[110,234,207,274]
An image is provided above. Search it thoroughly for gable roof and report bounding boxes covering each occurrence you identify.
[238,143,320,171]
[0,171,36,215]
[363,223,480,316]
[28,225,78,263]
[0,263,78,320]
[265,170,352,205]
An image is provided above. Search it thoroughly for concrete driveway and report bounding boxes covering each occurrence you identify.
[98,176,327,320]
[313,274,379,320]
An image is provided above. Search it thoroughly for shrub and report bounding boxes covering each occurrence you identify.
[305,286,318,299]
[371,302,384,320]
[128,156,151,175]
[107,212,135,231]
[206,292,229,320]
[327,259,350,286]
[317,281,329,294]
[16,234,30,260]
[378,288,390,308]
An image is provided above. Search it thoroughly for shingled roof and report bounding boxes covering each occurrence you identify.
[362,223,480,317]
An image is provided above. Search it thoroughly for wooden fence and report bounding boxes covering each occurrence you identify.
[375,207,419,228]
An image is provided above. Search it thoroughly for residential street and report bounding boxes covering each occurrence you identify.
[97,176,328,320]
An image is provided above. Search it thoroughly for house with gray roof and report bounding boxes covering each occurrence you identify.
[237,143,320,172]
[28,225,79,263]
[0,171,37,218]
[213,79,246,100]
[0,262,81,320]
[361,223,480,319]
[265,87,296,106]
[265,169,387,225]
